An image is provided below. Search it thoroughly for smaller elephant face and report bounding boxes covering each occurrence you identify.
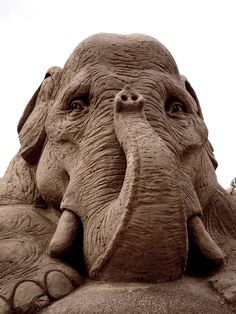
[18,34,219,282]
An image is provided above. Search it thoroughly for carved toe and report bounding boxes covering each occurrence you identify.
[0,297,12,314]
[45,270,74,300]
[13,281,49,314]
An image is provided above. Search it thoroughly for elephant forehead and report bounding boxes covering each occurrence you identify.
[62,33,180,82]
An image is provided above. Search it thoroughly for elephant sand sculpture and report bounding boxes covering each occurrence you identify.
[1,33,236,313]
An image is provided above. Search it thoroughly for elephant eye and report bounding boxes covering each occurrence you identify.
[171,103,184,113]
[68,97,89,112]
[165,98,186,115]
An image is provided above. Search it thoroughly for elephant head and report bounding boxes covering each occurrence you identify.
[14,33,236,283]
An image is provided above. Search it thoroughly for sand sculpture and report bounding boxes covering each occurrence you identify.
[1,33,236,313]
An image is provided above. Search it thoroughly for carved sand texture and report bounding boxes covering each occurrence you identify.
[0,33,236,313]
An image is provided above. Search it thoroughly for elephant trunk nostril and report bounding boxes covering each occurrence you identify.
[121,94,128,102]
[131,94,138,101]
[114,85,145,114]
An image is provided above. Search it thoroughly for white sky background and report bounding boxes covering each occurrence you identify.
[0,0,235,188]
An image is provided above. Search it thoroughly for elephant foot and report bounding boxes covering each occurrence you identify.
[1,269,79,314]
[0,205,81,314]
[188,215,225,266]
[49,210,79,258]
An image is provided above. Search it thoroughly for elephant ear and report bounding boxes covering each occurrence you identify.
[18,66,62,164]
[182,76,218,169]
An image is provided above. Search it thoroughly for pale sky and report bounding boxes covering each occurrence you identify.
[0,0,235,188]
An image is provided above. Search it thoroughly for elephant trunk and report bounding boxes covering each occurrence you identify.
[89,85,188,281]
